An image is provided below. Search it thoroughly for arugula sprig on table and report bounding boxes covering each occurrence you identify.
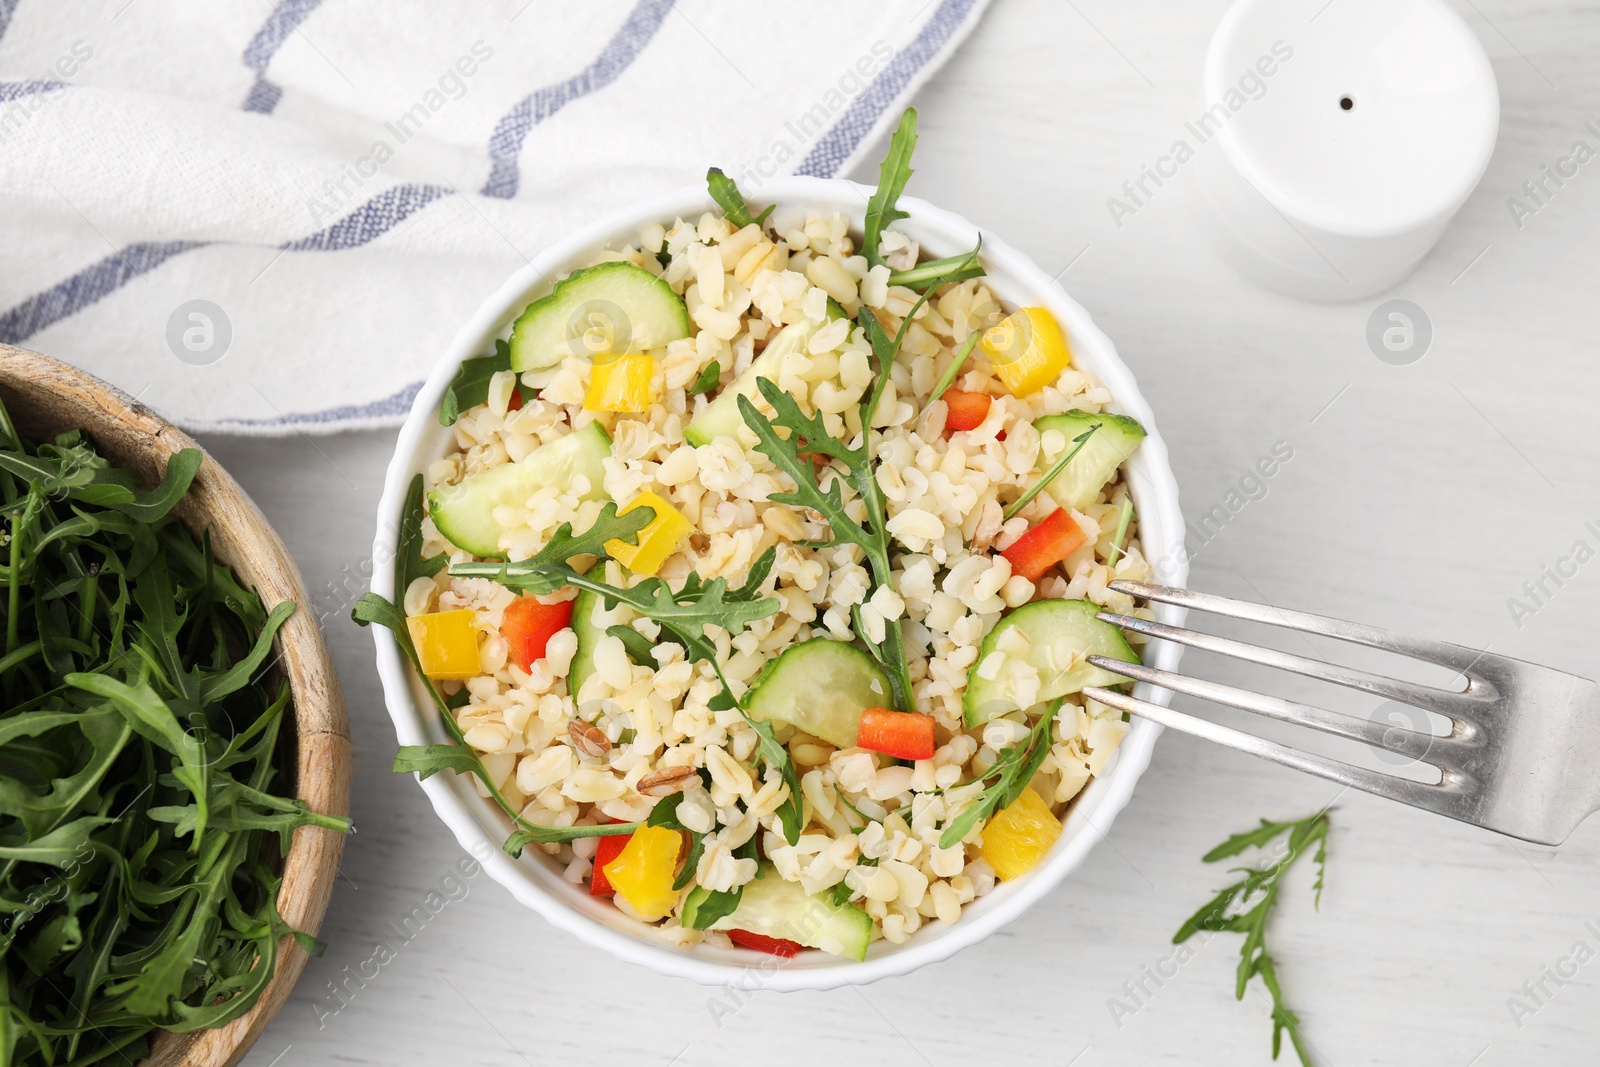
[1175,811,1330,1067]
[938,700,1060,848]
[0,410,349,1067]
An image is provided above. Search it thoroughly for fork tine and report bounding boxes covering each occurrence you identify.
[1086,656,1467,763]
[1109,579,1493,679]
[1083,685,1465,815]
[1096,610,1485,716]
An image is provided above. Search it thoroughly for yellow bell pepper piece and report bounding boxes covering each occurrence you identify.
[604,491,692,577]
[602,824,683,919]
[978,307,1071,397]
[405,609,480,681]
[584,352,656,413]
[980,786,1062,881]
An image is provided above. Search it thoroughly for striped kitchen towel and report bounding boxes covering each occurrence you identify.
[0,0,988,434]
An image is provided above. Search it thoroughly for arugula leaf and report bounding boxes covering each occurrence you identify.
[738,381,915,713]
[706,167,773,229]
[66,673,211,842]
[685,885,742,929]
[392,744,483,779]
[356,593,633,853]
[0,409,349,1066]
[681,837,758,928]
[689,360,722,396]
[566,570,779,663]
[443,509,795,845]
[0,817,113,865]
[606,624,655,664]
[449,502,653,595]
[71,446,203,522]
[644,787,714,892]
[835,784,871,828]
[197,599,294,703]
[1174,811,1330,1067]
[863,108,918,268]
[745,715,803,845]
[396,473,446,592]
[938,701,1060,848]
[439,339,533,426]
[504,820,641,850]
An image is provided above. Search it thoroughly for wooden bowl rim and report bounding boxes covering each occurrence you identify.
[0,344,351,1067]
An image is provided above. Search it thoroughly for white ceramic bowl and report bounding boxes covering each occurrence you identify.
[371,176,1188,991]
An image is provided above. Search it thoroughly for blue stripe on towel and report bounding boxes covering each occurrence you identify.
[0,79,64,103]
[0,182,451,344]
[282,182,451,251]
[0,0,19,43]
[480,0,676,199]
[0,241,208,345]
[241,0,326,114]
[209,378,425,429]
[795,0,978,178]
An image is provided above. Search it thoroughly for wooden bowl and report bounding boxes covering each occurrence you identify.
[0,345,351,1067]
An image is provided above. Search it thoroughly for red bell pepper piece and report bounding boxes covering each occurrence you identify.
[1000,507,1087,582]
[856,707,937,761]
[942,389,992,433]
[507,390,524,411]
[501,596,574,672]
[727,929,805,957]
[589,831,632,896]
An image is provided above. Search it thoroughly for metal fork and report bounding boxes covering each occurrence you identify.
[1081,580,1600,846]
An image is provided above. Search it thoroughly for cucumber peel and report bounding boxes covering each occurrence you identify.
[1031,410,1145,511]
[963,599,1138,726]
[427,421,610,557]
[744,637,891,749]
[698,863,873,961]
[684,302,847,447]
[509,261,690,372]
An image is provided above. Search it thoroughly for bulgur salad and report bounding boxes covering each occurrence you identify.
[359,109,1157,961]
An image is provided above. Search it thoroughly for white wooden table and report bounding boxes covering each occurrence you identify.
[216,2,1600,1063]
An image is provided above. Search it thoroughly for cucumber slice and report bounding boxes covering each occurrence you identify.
[566,561,612,700]
[685,318,819,447]
[684,302,848,447]
[962,599,1138,726]
[426,421,610,557]
[1031,410,1146,511]
[744,638,890,749]
[509,261,690,372]
[698,863,873,961]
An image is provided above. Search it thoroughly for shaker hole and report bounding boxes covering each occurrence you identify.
[1339,96,1354,111]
